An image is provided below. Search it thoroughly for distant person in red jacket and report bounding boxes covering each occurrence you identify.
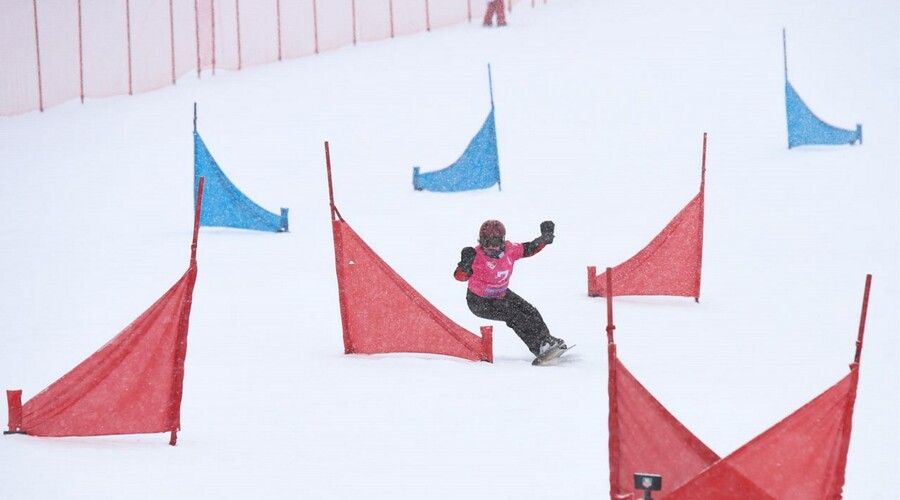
[483,0,507,27]
[454,220,566,359]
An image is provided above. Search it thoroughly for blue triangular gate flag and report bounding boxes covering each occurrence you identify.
[782,29,862,149]
[193,132,289,232]
[785,81,862,148]
[412,108,500,192]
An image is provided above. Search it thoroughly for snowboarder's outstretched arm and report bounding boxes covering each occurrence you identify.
[523,220,555,257]
[454,247,476,281]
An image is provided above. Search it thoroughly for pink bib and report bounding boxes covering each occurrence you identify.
[467,242,525,298]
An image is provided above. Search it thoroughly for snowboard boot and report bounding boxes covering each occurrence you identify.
[538,338,567,356]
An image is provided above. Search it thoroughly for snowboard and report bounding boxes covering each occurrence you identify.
[532,344,575,366]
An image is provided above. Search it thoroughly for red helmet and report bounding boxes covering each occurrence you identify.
[479,220,506,245]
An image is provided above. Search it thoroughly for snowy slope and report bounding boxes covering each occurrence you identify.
[1,0,897,498]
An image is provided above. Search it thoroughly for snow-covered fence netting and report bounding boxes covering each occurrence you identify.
[0,0,529,116]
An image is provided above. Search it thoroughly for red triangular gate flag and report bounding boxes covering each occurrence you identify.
[326,142,491,362]
[15,267,197,438]
[663,463,778,500]
[332,218,491,362]
[666,369,860,500]
[606,273,870,499]
[608,346,720,498]
[6,179,205,445]
[589,134,706,300]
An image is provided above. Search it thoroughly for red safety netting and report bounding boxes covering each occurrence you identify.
[589,134,707,300]
[1,0,527,116]
[5,179,205,445]
[606,273,870,499]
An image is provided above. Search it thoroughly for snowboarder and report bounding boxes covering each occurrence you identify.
[454,219,566,360]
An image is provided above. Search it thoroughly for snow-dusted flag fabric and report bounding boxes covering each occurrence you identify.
[786,81,862,148]
[608,346,720,499]
[332,217,491,362]
[665,368,860,499]
[609,320,862,499]
[412,108,500,192]
[194,131,289,232]
[590,190,704,299]
[8,264,197,439]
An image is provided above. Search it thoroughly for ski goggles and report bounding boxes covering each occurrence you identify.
[481,237,504,248]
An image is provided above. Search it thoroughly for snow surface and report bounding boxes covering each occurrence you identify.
[1,0,897,498]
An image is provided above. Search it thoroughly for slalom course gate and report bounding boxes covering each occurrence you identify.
[588,133,707,301]
[605,268,872,499]
[193,104,289,232]
[783,29,862,148]
[326,142,492,362]
[412,64,501,192]
[5,178,207,446]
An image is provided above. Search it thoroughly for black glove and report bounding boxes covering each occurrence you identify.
[539,220,555,244]
[459,247,476,273]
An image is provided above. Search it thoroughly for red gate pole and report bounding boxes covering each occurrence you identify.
[276,0,283,61]
[312,0,319,54]
[168,176,204,447]
[351,0,357,46]
[235,0,242,70]
[32,0,44,112]
[324,141,341,221]
[210,0,216,75]
[605,268,615,344]
[696,131,708,303]
[194,0,201,77]
[389,0,395,38]
[424,0,431,32]
[854,274,872,364]
[169,0,176,84]
[77,0,85,102]
[700,132,708,193]
[605,266,620,498]
[191,177,204,261]
[126,0,133,95]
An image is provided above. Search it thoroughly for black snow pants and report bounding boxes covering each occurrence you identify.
[466,289,559,356]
